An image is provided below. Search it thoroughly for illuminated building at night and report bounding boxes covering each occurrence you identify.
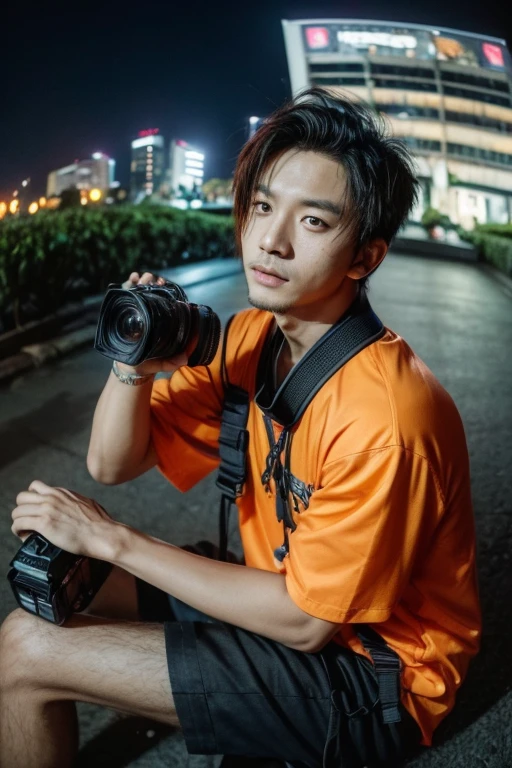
[282,19,512,227]
[130,129,165,202]
[167,140,205,198]
[47,153,115,197]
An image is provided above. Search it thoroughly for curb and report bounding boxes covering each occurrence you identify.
[0,261,243,387]
[391,236,478,262]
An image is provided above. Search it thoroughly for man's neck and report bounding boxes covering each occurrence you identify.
[273,285,359,381]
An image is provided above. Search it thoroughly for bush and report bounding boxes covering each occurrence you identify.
[0,206,234,331]
[470,223,512,239]
[421,207,453,231]
[460,228,512,277]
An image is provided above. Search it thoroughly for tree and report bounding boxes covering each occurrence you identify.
[202,178,233,202]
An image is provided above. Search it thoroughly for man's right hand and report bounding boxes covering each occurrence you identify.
[115,272,188,376]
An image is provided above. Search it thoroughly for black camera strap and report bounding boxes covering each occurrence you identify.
[253,294,385,428]
[215,296,401,724]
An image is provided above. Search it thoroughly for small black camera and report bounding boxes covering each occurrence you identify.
[7,533,112,625]
[94,280,221,367]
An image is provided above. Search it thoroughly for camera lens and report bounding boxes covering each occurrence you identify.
[94,281,221,366]
[101,292,150,360]
[117,308,145,342]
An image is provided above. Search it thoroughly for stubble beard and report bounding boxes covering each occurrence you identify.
[247,292,292,315]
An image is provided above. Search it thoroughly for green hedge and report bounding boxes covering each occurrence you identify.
[470,223,512,239]
[460,227,512,277]
[0,206,234,330]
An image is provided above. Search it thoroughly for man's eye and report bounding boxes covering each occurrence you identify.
[253,201,271,213]
[305,216,327,228]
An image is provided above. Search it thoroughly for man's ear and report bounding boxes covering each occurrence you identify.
[347,239,388,280]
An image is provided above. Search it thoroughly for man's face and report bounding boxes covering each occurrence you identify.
[241,149,359,316]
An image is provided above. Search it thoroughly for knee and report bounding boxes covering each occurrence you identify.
[0,608,53,691]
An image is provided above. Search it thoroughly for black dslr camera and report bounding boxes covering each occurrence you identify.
[8,533,112,625]
[94,279,221,367]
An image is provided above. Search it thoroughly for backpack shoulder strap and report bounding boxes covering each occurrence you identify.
[215,315,250,560]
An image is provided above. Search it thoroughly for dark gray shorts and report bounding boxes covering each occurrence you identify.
[135,550,421,768]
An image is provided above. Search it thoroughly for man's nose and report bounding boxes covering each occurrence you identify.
[259,220,293,258]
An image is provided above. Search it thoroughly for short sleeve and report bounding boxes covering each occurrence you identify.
[285,445,442,623]
[150,359,224,492]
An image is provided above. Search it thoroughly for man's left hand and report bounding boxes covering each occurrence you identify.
[12,480,121,561]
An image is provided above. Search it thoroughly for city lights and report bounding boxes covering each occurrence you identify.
[248,116,262,138]
[138,128,160,138]
[9,200,19,214]
[89,188,102,202]
[0,202,6,219]
[28,202,39,215]
[185,150,204,161]
[39,197,47,207]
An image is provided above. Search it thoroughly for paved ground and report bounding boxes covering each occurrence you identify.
[0,252,511,767]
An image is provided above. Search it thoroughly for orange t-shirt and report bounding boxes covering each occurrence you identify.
[150,308,481,746]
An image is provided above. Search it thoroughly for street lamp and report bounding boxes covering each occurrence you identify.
[28,202,39,215]
[89,188,102,202]
[0,202,6,219]
[249,116,261,139]
[9,200,19,214]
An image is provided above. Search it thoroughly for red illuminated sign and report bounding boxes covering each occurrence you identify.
[482,43,505,68]
[138,128,160,137]
[306,27,330,50]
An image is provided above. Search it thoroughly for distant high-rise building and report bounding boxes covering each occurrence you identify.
[168,140,205,197]
[130,129,165,202]
[47,153,115,197]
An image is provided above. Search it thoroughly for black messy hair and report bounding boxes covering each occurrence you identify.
[233,87,420,295]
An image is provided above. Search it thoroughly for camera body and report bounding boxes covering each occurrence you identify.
[94,280,221,367]
[8,533,112,625]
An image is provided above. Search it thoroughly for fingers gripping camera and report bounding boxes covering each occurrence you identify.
[94,280,221,367]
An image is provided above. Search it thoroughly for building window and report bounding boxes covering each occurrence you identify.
[309,62,364,73]
[401,137,442,152]
[311,76,366,86]
[447,142,512,166]
[370,63,435,79]
[443,85,511,108]
[441,70,509,93]
[444,110,512,134]
[373,78,438,92]
[379,104,440,120]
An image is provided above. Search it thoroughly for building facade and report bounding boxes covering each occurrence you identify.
[130,130,165,202]
[47,153,115,198]
[167,140,205,198]
[282,19,512,228]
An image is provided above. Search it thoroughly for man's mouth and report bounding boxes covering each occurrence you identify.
[251,264,288,281]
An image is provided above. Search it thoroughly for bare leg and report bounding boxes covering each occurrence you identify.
[0,609,179,768]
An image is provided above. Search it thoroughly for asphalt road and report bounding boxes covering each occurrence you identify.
[0,252,511,767]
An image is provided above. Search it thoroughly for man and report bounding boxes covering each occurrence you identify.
[1,89,480,768]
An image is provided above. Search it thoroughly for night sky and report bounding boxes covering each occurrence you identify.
[3,0,511,199]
